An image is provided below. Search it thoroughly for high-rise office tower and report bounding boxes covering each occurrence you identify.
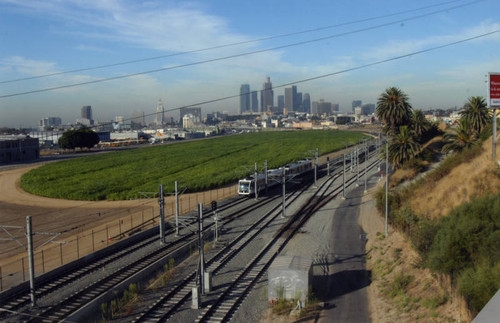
[303,93,311,113]
[352,100,362,113]
[251,91,259,112]
[155,99,165,125]
[277,95,285,111]
[284,85,297,112]
[296,92,303,112]
[260,76,273,112]
[240,84,251,114]
[81,106,92,120]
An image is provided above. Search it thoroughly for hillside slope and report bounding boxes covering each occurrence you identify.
[410,136,500,218]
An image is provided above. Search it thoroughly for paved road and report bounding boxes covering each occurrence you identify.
[316,175,378,323]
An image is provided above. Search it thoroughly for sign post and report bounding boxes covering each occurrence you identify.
[489,73,500,162]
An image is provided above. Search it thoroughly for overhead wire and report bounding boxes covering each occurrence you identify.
[0,0,484,99]
[0,0,480,84]
[91,28,500,129]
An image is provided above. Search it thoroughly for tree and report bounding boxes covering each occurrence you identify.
[389,125,421,168]
[460,96,491,138]
[58,128,100,150]
[442,118,476,153]
[376,87,413,135]
[411,109,430,140]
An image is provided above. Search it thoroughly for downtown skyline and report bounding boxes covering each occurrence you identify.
[1,0,500,127]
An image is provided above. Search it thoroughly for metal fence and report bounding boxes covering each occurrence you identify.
[0,184,237,291]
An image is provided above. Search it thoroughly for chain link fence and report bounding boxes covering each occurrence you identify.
[0,184,237,291]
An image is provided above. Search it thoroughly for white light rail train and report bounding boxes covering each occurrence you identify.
[238,160,312,196]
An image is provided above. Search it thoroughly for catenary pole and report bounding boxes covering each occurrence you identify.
[198,204,205,293]
[27,216,36,307]
[342,153,346,199]
[159,185,165,244]
[282,167,286,218]
[175,181,179,236]
[254,162,258,200]
[364,139,367,193]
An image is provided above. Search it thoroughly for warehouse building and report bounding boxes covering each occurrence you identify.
[0,136,40,163]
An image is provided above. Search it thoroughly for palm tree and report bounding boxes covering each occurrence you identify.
[389,125,421,168]
[459,96,491,138]
[442,118,476,153]
[411,109,430,140]
[376,87,413,135]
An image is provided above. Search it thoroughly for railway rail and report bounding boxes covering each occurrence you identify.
[0,139,382,322]
[195,151,380,322]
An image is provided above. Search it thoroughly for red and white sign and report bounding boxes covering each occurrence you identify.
[489,73,500,107]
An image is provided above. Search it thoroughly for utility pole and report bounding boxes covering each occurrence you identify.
[364,139,367,193]
[385,143,389,237]
[342,153,346,199]
[175,181,179,236]
[27,216,36,307]
[314,148,318,185]
[264,160,268,193]
[198,204,205,294]
[281,167,286,218]
[159,185,165,244]
[254,162,258,200]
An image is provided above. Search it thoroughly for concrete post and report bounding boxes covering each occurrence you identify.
[26,216,36,307]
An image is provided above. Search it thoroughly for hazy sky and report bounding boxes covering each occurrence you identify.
[1,0,500,127]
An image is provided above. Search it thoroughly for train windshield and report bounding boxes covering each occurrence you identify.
[239,181,250,193]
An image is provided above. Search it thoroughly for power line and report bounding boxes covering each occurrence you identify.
[94,28,500,129]
[0,0,478,84]
[0,0,483,99]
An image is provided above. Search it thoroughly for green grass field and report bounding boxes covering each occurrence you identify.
[21,130,368,200]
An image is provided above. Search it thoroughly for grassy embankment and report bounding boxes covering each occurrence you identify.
[375,137,500,317]
[21,130,368,201]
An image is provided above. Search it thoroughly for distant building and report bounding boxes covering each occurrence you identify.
[155,99,165,125]
[296,92,303,112]
[251,91,259,112]
[38,117,62,131]
[285,86,297,112]
[78,105,94,126]
[81,105,92,120]
[360,103,375,115]
[332,103,339,113]
[240,84,251,114]
[352,100,362,113]
[180,107,202,127]
[0,136,39,163]
[312,99,333,115]
[277,95,285,112]
[303,93,311,114]
[260,77,274,112]
[131,110,145,128]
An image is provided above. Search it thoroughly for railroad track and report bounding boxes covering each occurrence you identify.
[131,170,322,322]
[196,154,380,322]
[1,141,381,322]
[0,197,250,316]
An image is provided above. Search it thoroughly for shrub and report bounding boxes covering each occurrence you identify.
[458,261,500,314]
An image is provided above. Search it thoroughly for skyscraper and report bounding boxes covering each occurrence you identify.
[260,77,273,112]
[180,107,202,127]
[303,93,311,113]
[240,84,251,114]
[352,100,362,113]
[296,92,303,112]
[155,99,165,125]
[251,91,259,112]
[81,106,92,120]
[284,85,297,112]
[277,95,285,112]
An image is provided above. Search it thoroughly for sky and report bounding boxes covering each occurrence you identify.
[1,0,500,127]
